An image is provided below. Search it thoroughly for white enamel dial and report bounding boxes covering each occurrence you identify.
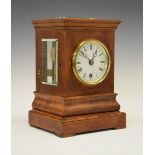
[72,39,111,86]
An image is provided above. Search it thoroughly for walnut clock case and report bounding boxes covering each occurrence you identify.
[28,18,126,137]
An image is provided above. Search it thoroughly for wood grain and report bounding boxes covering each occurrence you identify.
[29,18,126,137]
[34,19,117,97]
[29,110,126,137]
[32,17,121,29]
[32,92,120,116]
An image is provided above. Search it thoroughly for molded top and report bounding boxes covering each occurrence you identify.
[32,17,121,29]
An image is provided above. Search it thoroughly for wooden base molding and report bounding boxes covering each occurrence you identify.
[29,109,126,138]
[32,92,120,116]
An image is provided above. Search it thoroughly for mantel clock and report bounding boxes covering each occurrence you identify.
[29,17,126,137]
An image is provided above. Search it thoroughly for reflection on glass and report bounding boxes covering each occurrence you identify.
[41,39,58,85]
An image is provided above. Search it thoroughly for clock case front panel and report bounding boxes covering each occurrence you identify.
[29,18,126,137]
[36,29,114,96]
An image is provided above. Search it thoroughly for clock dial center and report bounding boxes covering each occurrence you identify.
[89,59,94,65]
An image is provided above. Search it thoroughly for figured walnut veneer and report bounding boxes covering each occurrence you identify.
[29,18,126,137]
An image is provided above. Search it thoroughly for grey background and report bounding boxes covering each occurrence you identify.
[12,0,142,155]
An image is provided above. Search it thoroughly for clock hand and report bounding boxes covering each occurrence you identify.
[80,51,90,60]
[92,48,98,61]
[88,48,98,65]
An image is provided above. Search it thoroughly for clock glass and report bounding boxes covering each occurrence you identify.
[72,39,111,86]
[41,39,58,86]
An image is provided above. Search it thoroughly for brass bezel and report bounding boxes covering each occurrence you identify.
[72,39,111,86]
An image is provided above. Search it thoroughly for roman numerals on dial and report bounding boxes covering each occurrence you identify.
[76,62,81,64]
[83,47,87,52]
[100,60,105,63]
[73,40,110,85]
[79,51,84,56]
[99,53,103,56]
[78,67,82,73]
[90,44,92,50]
[99,67,103,71]
[83,73,86,79]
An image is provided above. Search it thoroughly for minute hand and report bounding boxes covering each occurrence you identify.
[92,49,98,60]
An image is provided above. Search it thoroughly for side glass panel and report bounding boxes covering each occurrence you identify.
[41,39,58,86]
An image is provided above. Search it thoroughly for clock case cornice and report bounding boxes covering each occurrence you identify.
[32,18,121,29]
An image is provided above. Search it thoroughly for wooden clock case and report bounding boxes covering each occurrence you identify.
[29,18,126,137]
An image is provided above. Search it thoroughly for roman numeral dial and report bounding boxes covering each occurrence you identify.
[72,39,111,86]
